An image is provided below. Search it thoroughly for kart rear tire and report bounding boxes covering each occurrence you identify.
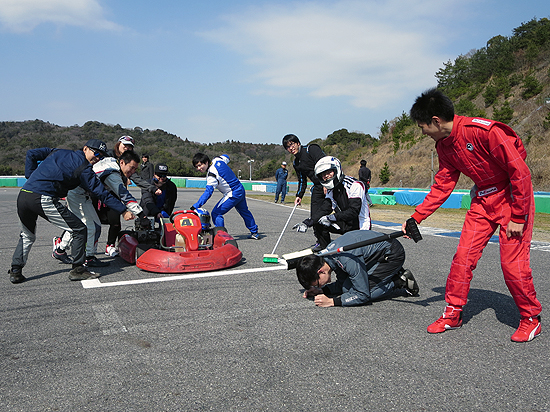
[118,230,136,241]
[212,226,228,234]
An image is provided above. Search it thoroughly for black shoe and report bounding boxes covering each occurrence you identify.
[85,256,110,267]
[52,249,73,264]
[311,243,324,253]
[68,266,99,281]
[9,268,25,284]
[394,268,419,296]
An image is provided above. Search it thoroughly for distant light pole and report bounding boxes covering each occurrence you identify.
[248,159,255,181]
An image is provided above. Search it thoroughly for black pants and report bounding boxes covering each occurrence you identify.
[367,239,405,291]
[106,207,121,246]
[12,190,87,268]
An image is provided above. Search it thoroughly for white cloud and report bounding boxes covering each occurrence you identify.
[0,0,121,32]
[199,0,455,109]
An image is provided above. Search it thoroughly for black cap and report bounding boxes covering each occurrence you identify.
[85,139,108,156]
[155,163,168,176]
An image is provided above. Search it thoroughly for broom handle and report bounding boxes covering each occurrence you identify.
[316,231,404,257]
[271,203,298,255]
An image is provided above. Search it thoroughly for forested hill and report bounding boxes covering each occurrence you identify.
[1,18,549,190]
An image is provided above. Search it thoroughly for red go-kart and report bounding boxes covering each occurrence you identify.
[118,209,242,273]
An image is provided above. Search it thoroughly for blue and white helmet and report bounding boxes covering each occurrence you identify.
[315,156,344,190]
[195,208,211,230]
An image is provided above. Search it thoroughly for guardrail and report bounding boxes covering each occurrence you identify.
[3,177,549,213]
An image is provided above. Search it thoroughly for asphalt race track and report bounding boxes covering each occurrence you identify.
[1,187,549,412]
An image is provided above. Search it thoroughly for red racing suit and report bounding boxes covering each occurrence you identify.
[412,115,541,317]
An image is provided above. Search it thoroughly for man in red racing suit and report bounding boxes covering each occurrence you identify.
[403,88,541,343]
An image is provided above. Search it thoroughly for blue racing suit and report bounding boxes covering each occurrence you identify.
[193,155,258,234]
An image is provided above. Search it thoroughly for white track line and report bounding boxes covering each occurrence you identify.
[81,264,288,289]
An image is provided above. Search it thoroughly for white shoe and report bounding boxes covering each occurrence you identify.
[105,244,119,257]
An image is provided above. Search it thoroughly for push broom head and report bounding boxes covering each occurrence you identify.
[262,254,280,263]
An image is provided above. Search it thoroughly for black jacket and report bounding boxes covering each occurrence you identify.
[358,166,371,189]
[140,178,177,217]
[293,144,325,199]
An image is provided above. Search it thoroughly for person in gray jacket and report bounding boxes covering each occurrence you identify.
[296,230,419,307]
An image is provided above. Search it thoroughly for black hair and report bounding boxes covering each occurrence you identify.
[192,153,211,167]
[410,88,455,125]
[282,134,301,149]
[296,254,325,289]
[360,159,366,166]
[119,150,140,165]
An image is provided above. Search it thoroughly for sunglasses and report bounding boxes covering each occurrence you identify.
[93,151,105,160]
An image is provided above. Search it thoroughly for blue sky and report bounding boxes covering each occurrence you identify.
[0,1,548,145]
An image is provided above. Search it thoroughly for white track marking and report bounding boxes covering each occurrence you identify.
[81,264,288,289]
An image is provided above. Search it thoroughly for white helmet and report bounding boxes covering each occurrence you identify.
[315,156,344,189]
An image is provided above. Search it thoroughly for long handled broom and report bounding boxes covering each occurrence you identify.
[263,203,298,263]
[282,218,423,269]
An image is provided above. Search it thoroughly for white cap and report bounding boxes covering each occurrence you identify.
[282,161,287,166]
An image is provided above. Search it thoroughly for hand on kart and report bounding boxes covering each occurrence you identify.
[122,211,135,221]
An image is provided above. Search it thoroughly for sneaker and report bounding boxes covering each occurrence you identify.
[8,267,25,284]
[52,236,62,253]
[52,249,73,264]
[68,266,99,281]
[427,305,463,334]
[105,244,119,257]
[84,256,110,267]
[511,315,541,342]
[394,269,419,296]
[248,232,260,240]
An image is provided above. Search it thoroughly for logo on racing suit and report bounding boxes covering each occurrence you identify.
[477,186,498,197]
[472,118,492,127]
[466,143,474,151]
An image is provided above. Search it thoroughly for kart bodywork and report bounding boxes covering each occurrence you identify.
[118,210,242,273]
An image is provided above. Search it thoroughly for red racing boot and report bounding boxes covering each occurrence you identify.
[511,315,541,342]
[427,305,463,334]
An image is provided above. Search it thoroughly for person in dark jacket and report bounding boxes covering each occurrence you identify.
[296,230,419,307]
[283,134,326,248]
[358,159,374,206]
[101,135,157,257]
[9,139,133,284]
[140,163,177,220]
[274,161,288,203]
[140,154,155,181]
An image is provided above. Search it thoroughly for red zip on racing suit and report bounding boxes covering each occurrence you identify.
[412,115,541,318]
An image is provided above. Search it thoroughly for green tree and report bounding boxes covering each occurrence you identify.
[379,162,391,185]
[522,74,543,99]
[493,101,514,124]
